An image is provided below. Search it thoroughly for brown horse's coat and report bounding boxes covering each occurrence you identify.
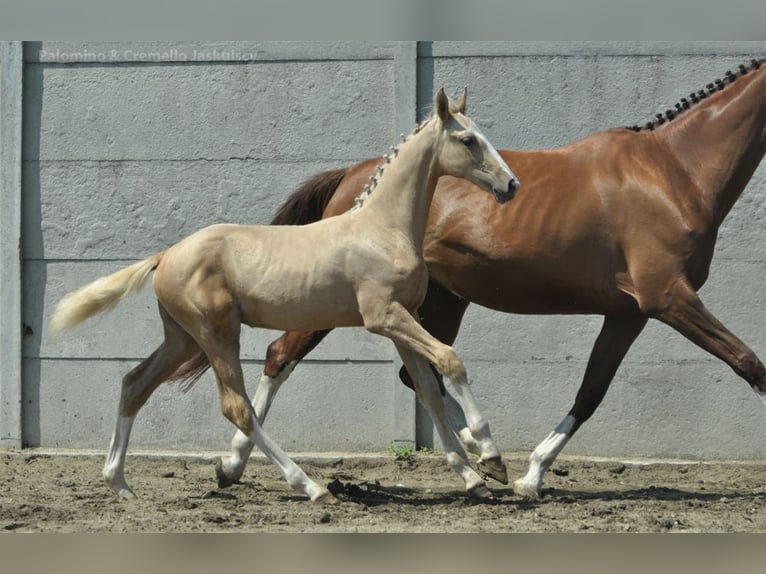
[236,59,766,499]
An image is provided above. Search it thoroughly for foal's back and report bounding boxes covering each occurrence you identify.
[152,212,417,331]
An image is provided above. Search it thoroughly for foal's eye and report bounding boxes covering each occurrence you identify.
[460,135,476,147]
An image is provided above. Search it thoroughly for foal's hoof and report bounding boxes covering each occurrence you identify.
[477,457,509,485]
[215,458,240,489]
[512,479,541,501]
[116,488,137,500]
[313,491,340,505]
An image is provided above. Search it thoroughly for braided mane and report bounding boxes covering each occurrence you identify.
[351,118,433,211]
[625,58,764,132]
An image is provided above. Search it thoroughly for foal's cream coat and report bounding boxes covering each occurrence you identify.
[50,89,518,502]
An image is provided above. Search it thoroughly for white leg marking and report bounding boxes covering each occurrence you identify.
[247,414,332,503]
[448,379,502,463]
[396,344,489,497]
[103,415,136,499]
[220,362,297,483]
[443,390,481,455]
[514,414,575,499]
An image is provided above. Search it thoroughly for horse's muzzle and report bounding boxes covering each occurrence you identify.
[494,177,520,204]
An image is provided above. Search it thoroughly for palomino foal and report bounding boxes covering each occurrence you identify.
[50,88,518,503]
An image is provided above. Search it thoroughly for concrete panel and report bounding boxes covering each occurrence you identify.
[25,60,394,161]
[22,159,350,260]
[425,42,765,58]
[26,359,394,451]
[15,42,766,458]
[29,41,396,63]
[0,42,23,448]
[419,54,766,150]
[715,170,766,262]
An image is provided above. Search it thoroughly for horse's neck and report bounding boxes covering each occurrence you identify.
[659,65,766,226]
[358,123,440,248]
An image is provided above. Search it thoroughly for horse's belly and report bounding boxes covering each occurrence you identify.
[430,255,637,316]
[238,283,363,331]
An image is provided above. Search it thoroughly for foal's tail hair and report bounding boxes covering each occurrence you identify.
[49,253,163,333]
[270,167,347,225]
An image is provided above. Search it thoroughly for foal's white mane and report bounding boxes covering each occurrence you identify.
[351,117,433,211]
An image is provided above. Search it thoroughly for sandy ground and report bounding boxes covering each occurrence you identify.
[1,450,765,533]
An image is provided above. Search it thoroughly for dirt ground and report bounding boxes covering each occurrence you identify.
[1,450,764,533]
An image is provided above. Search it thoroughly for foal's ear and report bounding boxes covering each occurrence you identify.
[435,87,451,122]
[453,86,467,114]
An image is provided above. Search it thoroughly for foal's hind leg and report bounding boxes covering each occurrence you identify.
[513,314,647,499]
[195,316,334,504]
[103,307,200,498]
[217,329,332,487]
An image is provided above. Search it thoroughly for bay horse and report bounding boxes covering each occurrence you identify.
[49,88,519,503]
[213,58,766,499]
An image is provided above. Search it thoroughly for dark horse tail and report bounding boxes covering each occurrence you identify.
[168,167,349,391]
[270,167,347,225]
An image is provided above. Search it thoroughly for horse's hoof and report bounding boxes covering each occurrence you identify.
[478,457,509,485]
[512,479,541,500]
[467,483,493,500]
[116,487,137,500]
[215,458,238,489]
[314,491,340,505]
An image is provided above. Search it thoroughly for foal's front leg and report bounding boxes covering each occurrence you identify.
[394,344,491,498]
[362,300,496,497]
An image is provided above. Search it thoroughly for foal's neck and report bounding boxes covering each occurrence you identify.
[358,120,441,248]
[659,64,766,226]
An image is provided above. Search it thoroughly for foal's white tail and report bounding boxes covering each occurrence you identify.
[49,253,163,333]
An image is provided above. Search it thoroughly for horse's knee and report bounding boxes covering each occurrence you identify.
[436,348,466,384]
[220,392,254,435]
[734,352,766,391]
[118,370,150,418]
[264,337,292,378]
[398,365,415,390]
[398,364,447,395]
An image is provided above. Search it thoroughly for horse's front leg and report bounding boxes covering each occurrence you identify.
[513,314,647,499]
[361,299,494,498]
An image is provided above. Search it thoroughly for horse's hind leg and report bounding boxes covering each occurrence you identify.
[103,306,201,498]
[217,329,332,488]
[198,318,335,504]
[513,314,647,499]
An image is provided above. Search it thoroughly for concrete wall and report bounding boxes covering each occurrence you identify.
[4,41,765,459]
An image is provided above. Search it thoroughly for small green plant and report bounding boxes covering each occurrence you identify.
[388,441,415,461]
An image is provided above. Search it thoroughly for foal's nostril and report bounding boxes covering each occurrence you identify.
[508,178,520,194]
